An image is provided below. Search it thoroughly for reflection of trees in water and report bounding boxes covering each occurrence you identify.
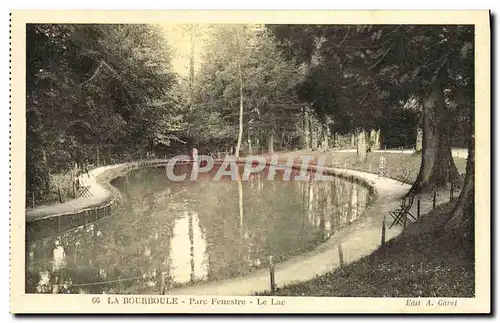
[26,169,179,294]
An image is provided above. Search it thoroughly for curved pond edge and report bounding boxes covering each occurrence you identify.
[164,165,411,295]
[26,160,171,240]
[26,158,409,296]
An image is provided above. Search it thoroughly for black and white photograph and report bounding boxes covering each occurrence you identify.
[10,10,490,314]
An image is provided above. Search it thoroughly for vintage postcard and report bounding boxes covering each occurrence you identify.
[10,10,490,314]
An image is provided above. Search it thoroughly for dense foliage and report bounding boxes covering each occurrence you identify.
[27,24,184,203]
[27,23,475,226]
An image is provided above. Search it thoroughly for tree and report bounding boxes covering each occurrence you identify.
[269,24,473,191]
[189,25,304,155]
[26,24,182,203]
[269,24,475,230]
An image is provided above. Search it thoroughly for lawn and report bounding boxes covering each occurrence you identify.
[257,201,474,297]
[281,150,467,185]
[256,151,474,297]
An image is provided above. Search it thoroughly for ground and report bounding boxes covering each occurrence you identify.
[255,150,473,297]
[280,150,467,185]
[257,201,474,297]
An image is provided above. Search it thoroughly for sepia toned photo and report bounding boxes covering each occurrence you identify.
[10,10,490,314]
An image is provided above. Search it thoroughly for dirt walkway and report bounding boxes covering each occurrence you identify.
[26,166,116,222]
[165,166,454,296]
[26,154,458,295]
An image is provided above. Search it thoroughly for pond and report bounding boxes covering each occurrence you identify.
[26,163,373,294]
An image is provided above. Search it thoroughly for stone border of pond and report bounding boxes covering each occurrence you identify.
[26,157,377,239]
[25,157,456,295]
[26,159,171,240]
[165,166,412,296]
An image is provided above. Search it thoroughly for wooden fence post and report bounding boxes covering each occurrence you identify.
[381,216,386,247]
[338,241,344,268]
[417,198,421,219]
[403,210,407,230]
[269,256,276,293]
[450,182,454,201]
[433,191,437,209]
[58,188,63,203]
[160,272,166,295]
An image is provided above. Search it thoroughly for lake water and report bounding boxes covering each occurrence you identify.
[26,163,372,294]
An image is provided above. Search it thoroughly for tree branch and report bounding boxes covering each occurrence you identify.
[79,60,104,87]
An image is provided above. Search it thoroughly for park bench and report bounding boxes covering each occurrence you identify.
[75,185,92,198]
[389,195,417,229]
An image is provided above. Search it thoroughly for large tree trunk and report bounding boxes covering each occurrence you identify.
[247,131,253,155]
[409,82,461,194]
[302,106,309,149]
[268,132,274,154]
[446,135,474,231]
[356,129,367,161]
[415,127,423,152]
[446,96,474,232]
[369,129,381,150]
[311,119,319,150]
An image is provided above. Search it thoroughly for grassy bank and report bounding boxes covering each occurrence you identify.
[257,201,474,297]
[256,151,473,297]
[285,150,467,185]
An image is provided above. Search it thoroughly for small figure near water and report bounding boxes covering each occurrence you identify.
[378,155,387,177]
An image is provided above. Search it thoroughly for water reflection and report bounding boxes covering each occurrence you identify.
[170,211,208,284]
[26,164,372,294]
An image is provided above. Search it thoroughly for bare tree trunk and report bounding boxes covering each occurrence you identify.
[415,127,423,152]
[369,129,381,150]
[446,104,474,232]
[302,106,307,149]
[446,137,474,230]
[304,107,311,149]
[311,119,318,150]
[374,129,381,150]
[268,132,274,154]
[235,59,244,158]
[322,124,330,152]
[410,81,461,194]
[238,174,244,238]
[247,130,253,155]
[357,129,367,161]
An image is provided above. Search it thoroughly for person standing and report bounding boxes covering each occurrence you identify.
[378,155,387,177]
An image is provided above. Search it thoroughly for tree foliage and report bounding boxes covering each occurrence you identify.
[27,24,184,203]
[187,25,305,153]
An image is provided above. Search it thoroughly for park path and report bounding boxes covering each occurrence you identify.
[26,165,117,222]
[25,151,460,295]
[165,165,455,296]
[26,148,467,222]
